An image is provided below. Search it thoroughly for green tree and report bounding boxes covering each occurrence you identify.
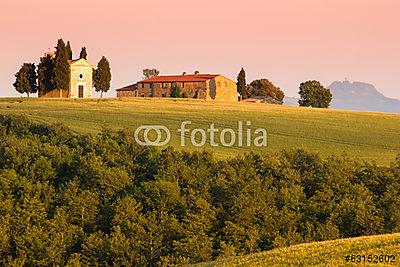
[237,68,247,100]
[37,54,55,94]
[248,79,285,101]
[53,39,70,90]
[170,86,181,98]
[13,63,37,97]
[93,56,112,98]
[298,80,332,108]
[382,182,400,232]
[80,47,87,60]
[143,68,160,79]
[66,41,73,60]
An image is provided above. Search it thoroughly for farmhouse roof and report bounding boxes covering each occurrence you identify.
[116,83,138,91]
[137,74,220,83]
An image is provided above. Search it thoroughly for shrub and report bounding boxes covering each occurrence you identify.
[182,91,189,98]
[170,86,181,98]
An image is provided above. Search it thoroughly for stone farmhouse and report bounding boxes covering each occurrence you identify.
[39,54,94,98]
[116,73,238,101]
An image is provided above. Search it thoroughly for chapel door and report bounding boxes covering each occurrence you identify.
[78,85,84,98]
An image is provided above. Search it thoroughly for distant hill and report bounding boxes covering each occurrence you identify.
[284,81,400,113]
[329,81,400,113]
[283,96,299,106]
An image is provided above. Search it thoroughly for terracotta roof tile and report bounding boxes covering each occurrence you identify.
[116,83,138,91]
[137,74,220,83]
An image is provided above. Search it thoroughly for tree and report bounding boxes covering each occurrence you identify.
[298,80,332,108]
[248,79,285,101]
[170,86,181,98]
[66,41,73,60]
[143,69,160,79]
[37,54,55,94]
[53,39,70,90]
[94,56,112,98]
[236,68,247,100]
[13,63,37,97]
[0,113,400,265]
[80,47,88,60]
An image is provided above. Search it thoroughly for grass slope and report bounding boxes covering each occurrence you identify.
[195,233,400,267]
[0,97,399,164]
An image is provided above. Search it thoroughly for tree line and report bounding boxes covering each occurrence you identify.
[237,68,333,108]
[13,39,111,98]
[0,115,399,266]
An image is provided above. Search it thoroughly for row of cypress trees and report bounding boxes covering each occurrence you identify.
[13,39,111,98]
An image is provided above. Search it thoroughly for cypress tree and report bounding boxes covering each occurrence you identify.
[94,56,112,98]
[37,54,55,94]
[13,63,38,97]
[237,68,247,100]
[80,47,87,60]
[66,41,73,60]
[53,39,70,90]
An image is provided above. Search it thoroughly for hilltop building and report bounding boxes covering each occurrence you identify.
[39,57,94,98]
[116,73,238,101]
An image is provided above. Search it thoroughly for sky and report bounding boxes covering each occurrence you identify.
[1,0,400,98]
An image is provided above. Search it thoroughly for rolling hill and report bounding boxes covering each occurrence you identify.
[194,233,400,267]
[0,97,399,164]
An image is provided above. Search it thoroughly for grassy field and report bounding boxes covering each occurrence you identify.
[0,97,399,164]
[194,233,400,267]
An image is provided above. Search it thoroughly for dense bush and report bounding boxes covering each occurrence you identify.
[0,115,399,266]
[247,79,285,101]
[170,86,181,98]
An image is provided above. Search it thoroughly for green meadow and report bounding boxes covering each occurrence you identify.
[0,97,399,164]
[195,233,400,267]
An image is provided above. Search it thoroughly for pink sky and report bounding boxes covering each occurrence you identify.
[1,0,400,98]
